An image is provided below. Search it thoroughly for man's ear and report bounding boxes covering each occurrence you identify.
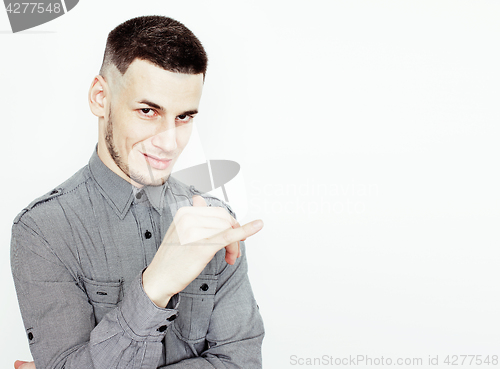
[88,75,108,118]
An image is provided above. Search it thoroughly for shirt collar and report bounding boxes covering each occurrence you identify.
[88,146,169,217]
[132,184,167,213]
[142,185,168,212]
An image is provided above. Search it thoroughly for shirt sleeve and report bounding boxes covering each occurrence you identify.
[12,206,265,368]
[11,219,179,369]
[160,240,265,368]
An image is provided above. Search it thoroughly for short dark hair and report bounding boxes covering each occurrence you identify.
[100,15,208,77]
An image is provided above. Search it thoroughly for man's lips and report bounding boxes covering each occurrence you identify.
[142,153,172,170]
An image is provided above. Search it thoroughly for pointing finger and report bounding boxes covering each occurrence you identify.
[212,220,263,252]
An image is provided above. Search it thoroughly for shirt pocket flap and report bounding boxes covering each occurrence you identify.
[180,275,218,296]
[174,275,218,341]
[80,275,122,305]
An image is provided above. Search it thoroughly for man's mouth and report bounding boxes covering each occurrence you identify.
[142,153,172,170]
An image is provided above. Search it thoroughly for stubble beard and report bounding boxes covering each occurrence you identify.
[105,109,167,187]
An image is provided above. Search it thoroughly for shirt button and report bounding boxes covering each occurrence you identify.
[136,191,143,199]
[200,283,209,292]
[167,314,177,322]
[157,325,167,332]
[144,230,152,239]
[27,332,34,340]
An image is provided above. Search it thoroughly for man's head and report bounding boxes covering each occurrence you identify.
[89,16,207,187]
[99,15,207,78]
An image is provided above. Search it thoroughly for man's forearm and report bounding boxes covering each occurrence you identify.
[13,268,176,369]
[159,334,264,368]
[12,218,171,369]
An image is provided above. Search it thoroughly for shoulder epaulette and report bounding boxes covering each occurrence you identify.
[13,188,63,224]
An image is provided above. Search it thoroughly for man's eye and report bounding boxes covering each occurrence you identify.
[140,108,156,116]
[176,114,193,122]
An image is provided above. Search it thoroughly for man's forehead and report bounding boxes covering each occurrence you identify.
[107,59,203,93]
[122,59,158,80]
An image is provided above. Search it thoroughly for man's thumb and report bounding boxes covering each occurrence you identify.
[192,195,207,207]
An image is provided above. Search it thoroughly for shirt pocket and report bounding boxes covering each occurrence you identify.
[173,275,218,342]
[80,275,123,325]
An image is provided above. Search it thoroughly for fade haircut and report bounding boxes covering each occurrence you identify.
[99,15,208,77]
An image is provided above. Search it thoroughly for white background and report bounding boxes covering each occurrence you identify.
[1,1,499,368]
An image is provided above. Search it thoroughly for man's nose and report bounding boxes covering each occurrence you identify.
[151,125,177,152]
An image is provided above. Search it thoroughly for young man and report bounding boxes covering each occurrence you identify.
[12,16,264,369]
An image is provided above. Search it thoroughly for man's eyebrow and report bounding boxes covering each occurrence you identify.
[182,110,198,116]
[137,100,198,116]
[137,100,165,111]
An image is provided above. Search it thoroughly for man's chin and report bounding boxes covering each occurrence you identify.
[129,171,170,187]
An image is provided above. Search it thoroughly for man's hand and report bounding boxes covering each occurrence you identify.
[142,195,263,307]
[14,361,35,369]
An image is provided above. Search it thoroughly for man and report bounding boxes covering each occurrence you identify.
[11,15,264,369]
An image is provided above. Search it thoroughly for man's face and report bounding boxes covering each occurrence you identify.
[100,59,204,187]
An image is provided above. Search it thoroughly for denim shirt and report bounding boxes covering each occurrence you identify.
[11,148,264,369]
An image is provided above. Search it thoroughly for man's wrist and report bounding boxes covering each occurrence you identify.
[142,268,174,308]
[118,271,179,341]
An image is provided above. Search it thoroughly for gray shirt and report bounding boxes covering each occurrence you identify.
[11,148,264,368]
